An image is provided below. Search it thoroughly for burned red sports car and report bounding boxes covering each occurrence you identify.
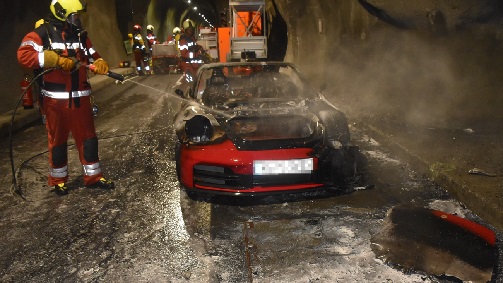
[174,62,363,196]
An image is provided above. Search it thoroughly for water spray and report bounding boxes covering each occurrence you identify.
[10,70,294,196]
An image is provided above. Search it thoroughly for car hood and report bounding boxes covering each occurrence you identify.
[212,98,325,150]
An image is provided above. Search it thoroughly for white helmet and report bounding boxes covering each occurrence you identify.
[182,20,194,30]
[173,27,181,34]
[147,24,154,31]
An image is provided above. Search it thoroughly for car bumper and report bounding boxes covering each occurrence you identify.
[178,140,324,194]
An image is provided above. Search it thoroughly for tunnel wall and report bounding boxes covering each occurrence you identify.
[273,0,503,129]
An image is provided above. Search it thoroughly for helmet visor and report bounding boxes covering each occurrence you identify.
[67,13,83,29]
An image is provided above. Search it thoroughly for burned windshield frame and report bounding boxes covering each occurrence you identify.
[197,63,318,104]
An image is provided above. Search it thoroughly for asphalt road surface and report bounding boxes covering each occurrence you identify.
[0,73,496,282]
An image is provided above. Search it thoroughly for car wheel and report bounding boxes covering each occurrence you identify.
[317,108,351,146]
[330,146,368,192]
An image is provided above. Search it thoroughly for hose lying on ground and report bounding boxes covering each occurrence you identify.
[9,68,55,198]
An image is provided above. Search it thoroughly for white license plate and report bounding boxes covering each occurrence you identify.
[253,158,313,175]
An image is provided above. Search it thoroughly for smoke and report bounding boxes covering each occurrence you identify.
[318,27,503,131]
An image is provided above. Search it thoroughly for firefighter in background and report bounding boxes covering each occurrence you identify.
[146,25,157,52]
[146,25,157,74]
[172,27,182,73]
[128,32,134,47]
[173,27,181,52]
[17,0,115,196]
[132,24,150,75]
[178,21,203,83]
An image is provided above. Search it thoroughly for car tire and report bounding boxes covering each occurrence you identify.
[330,146,368,192]
[316,107,351,146]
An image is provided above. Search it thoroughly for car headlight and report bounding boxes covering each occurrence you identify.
[185,115,214,143]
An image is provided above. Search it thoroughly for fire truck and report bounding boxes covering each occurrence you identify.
[152,0,268,73]
[217,0,268,62]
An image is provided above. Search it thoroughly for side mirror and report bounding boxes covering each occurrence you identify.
[175,89,184,97]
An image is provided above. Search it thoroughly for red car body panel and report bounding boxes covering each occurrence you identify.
[431,210,496,246]
[179,139,324,194]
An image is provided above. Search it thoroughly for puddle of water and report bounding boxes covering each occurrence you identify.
[370,206,496,282]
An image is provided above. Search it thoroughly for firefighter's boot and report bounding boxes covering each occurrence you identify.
[54,183,69,196]
[86,177,115,190]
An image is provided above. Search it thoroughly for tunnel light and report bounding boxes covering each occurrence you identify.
[193,6,198,10]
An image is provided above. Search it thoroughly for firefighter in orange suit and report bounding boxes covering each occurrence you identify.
[178,21,203,83]
[146,25,157,52]
[17,0,115,195]
[132,24,150,75]
[146,25,157,74]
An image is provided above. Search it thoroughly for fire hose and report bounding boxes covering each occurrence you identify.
[9,65,125,197]
[87,65,125,81]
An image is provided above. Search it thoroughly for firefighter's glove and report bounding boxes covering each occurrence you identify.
[57,57,75,72]
[44,50,74,72]
[92,58,109,75]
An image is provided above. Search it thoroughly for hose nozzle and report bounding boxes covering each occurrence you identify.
[88,64,125,82]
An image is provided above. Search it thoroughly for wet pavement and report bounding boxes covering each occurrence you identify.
[0,70,502,282]
[353,116,503,233]
[2,67,501,234]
